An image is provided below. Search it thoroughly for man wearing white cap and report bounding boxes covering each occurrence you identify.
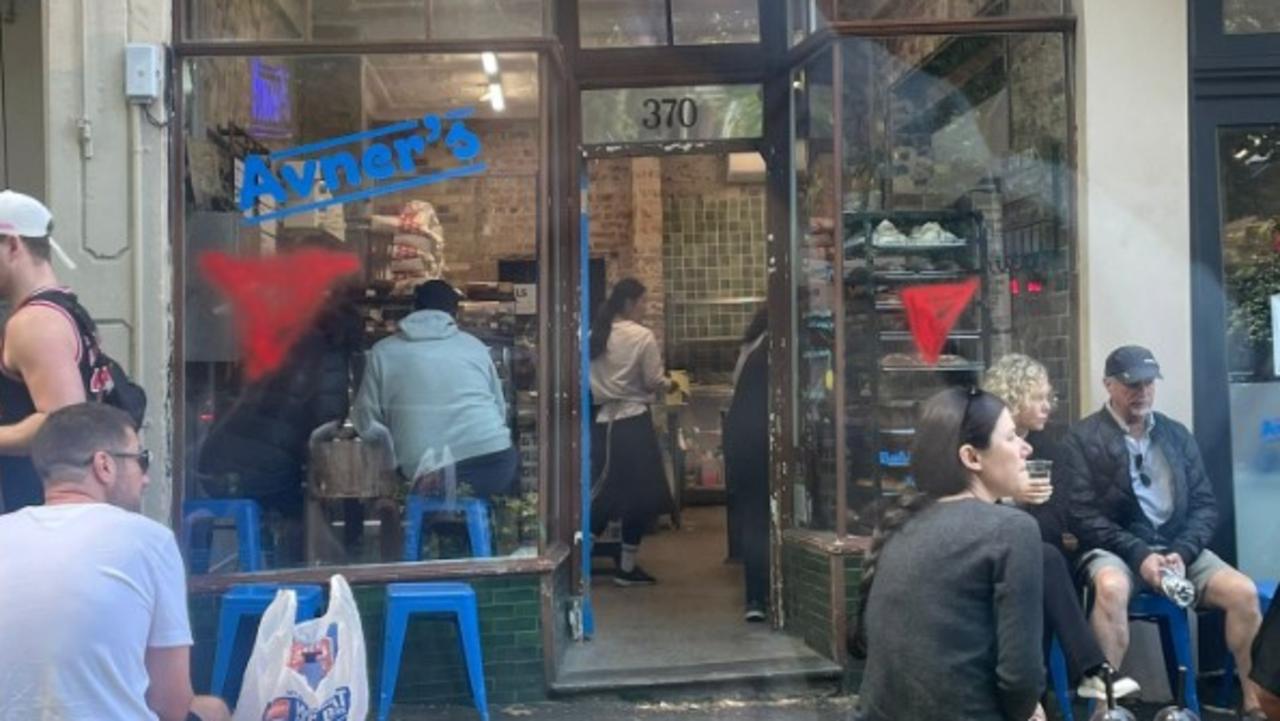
[0,190,86,512]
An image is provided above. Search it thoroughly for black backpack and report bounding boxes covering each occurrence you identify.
[27,290,148,428]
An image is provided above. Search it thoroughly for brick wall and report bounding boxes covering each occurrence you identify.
[585,158,666,350]
[367,120,541,287]
[189,575,548,711]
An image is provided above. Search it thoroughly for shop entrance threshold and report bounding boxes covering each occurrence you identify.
[551,655,843,695]
[553,507,842,695]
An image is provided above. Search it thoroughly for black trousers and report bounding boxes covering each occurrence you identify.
[1042,542,1106,683]
[738,466,770,608]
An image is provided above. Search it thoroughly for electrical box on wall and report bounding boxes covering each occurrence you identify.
[124,43,163,104]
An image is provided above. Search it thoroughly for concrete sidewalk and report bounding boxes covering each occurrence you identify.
[389,694,1242,721]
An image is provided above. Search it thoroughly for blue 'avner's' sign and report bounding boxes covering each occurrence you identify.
[239,107,485,225]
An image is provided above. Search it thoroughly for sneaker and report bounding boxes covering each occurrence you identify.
[613,566,657,587]
[744,604,766,623]
[1077,672,1140,700]
[1239,709,1269,721]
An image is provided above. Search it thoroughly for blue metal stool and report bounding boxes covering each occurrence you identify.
[1048,636,1075,721]
[1129,591,1200,715]
[182,499,265,572]
[1217,578,1276,707]
[403,497,493,560]
[379,582,488,721]
[211,584,325,701]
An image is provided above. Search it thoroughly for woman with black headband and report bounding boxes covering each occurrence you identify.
[851,387,1045,721]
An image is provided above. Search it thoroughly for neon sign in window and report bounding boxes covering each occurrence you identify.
[250,59,292,139]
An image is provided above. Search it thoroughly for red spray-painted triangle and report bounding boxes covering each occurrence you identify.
[900,277,980,365]
[199,249,361,381]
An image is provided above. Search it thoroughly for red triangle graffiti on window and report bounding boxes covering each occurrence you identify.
[900,277,980,365]
[199,249,361,381]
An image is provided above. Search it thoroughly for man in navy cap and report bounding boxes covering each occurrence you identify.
[1060,345,1266,718]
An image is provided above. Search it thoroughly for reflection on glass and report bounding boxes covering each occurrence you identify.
[1224,0,1280,34]
[581,85,763,145]
[803,0,1065,23]
[791,50,838,531]
[578,0,667,47]
[186,0,546,41]
[182,54,544,572]
[1218,125,1280,581]
[795,34,1072,534]
[671,0,759,44]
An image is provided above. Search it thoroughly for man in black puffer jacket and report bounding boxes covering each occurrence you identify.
[1060,345,1266,719]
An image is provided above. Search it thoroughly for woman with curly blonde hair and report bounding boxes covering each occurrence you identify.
[982,353,1140,701]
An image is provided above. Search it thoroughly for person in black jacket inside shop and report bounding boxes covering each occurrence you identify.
[983,353,1138,700]
[1060,345,1267,719]
[724,308,768,623]
[197,288,362,564]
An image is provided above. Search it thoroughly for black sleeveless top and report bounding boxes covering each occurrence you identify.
[0,288,89,512]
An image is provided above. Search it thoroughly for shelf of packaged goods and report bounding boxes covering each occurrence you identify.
[870,270,977,282]
[845,241,974,254]
[878,330,982,341]
[843,209,983,224]
[877,399,917,408]
[880,363,985,373]
[878,428,915,436]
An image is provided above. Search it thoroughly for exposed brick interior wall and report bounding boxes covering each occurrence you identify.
[585,155,768,378]
[586,158,666,351]
[372,120,541,287]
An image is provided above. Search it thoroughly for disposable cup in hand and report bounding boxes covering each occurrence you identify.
[1026,459,1053,484]
[1024,459,1053,505]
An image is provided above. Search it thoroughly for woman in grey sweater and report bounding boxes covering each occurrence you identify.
[851,387,1046,721]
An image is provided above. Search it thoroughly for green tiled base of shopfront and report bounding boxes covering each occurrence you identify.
[782,542,833,657]
[842,555,865,689]
[189,575,547,708]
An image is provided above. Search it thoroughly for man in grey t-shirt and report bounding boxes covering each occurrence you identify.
[1060,346,1265,718]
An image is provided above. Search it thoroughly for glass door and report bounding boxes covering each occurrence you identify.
[1194,98,1280,581]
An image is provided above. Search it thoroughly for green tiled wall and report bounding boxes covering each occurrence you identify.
[782,541,833,658]
[190,574,547,710]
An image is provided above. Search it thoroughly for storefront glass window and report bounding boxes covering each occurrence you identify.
[791,48,838,531]
[181,52,548,572]
[1217,125,1280,581]
[1224,0,1280,34]
[792,33,1072,535]
[578,0,668,48]
[671,0,760,45]
[789,0,1067,46]
[183,0,547,42]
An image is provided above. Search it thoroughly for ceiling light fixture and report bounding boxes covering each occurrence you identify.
[489,82,506,112]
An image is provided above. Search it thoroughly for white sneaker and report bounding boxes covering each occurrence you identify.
[1077,673,1140,700]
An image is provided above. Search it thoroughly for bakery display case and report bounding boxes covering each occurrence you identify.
[843,209,989,524]
[790,28,1072,535]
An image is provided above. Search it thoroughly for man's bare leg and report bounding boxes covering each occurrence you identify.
[1203,567,1264,712]
[1090,567,1133,668]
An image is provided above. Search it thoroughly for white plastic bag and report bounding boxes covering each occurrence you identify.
[233,575,369,721]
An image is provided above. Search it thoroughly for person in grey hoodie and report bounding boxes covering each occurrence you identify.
[352,280,516,501]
